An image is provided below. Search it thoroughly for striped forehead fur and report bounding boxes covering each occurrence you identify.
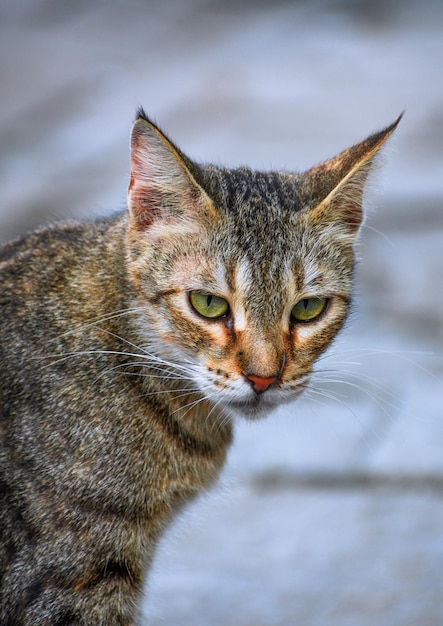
[200,165,306,220]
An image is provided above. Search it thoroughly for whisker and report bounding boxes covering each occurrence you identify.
[314,367,402,403]
[37,349,148,368]
[315,376,399,419]
[39,345,196,379]
[171,395,206,416]
[60,306,149,337]
[59,319,196,377]
[139,387,202,400]
[360,223,396,248]
[305,386,348,406]
[93,360,194,383]
[320,346,438,380]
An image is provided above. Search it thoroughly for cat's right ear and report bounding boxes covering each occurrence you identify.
[128,112,213,232]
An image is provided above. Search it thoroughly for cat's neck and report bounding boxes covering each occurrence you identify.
[122,318,234,454]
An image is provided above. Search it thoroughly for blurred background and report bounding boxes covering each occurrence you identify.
[1,1,442,624]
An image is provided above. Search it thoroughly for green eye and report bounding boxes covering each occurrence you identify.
[189,291,230,319]
[291,297,328,322]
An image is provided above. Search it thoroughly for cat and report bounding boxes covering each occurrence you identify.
[0,108,400,625]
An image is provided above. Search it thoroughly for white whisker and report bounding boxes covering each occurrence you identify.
[60,306,149,336]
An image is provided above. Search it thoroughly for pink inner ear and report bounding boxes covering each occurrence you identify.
[129,142,165,228]
[129,182,165,229]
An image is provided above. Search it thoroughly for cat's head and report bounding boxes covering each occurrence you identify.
[126,109,400,419]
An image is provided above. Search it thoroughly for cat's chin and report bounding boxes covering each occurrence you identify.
[224,397,285,421]
[222,388,306,421]
[226,402,273,421]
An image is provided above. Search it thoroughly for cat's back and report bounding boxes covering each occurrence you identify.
[0,213,126,299]
[0,213,127,338]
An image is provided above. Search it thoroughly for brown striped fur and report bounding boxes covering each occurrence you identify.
[0,109,400,624]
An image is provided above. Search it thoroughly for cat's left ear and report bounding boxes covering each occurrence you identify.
[128,110,214,233]
[302,114,403,239]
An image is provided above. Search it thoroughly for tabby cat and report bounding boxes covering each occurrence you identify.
[0,109,400,625]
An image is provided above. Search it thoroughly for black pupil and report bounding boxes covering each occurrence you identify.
[303,299,309,309]
[206,295,212,307]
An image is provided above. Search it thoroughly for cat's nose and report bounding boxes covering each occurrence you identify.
[246,374,277,394]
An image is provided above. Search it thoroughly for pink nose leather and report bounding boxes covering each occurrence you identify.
[246,375,277,393]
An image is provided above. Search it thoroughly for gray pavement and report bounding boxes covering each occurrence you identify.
[1,1,442,624]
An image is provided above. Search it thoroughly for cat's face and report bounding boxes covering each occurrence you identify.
[126,111,400,419]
